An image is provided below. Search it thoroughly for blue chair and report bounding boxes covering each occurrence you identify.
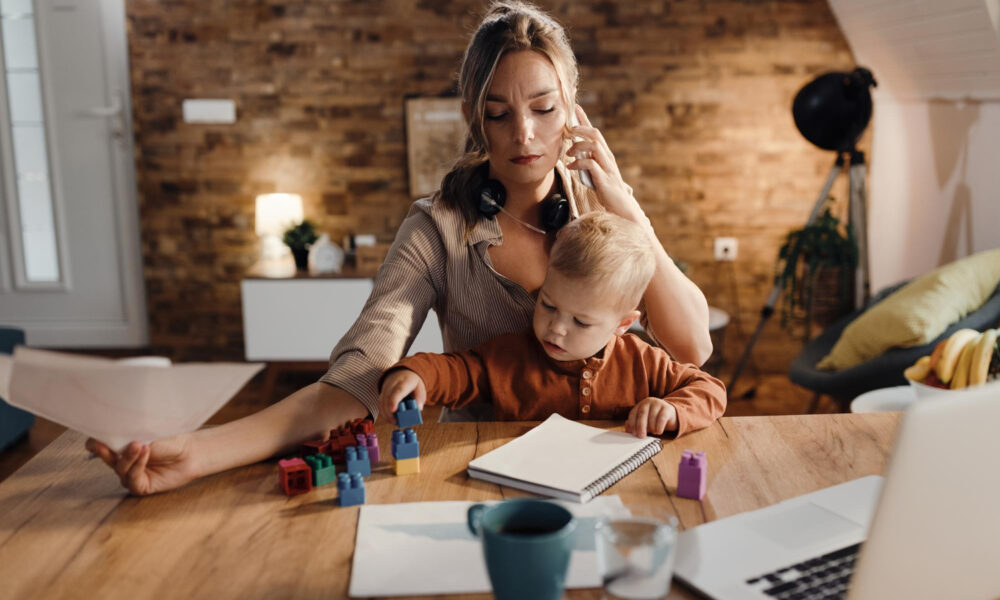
[0,327,34,452]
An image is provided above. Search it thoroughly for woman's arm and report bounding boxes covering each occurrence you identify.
[88,382,367,495]
[88,202,447,494]
[636,227,713,365]
[567,105,712,365]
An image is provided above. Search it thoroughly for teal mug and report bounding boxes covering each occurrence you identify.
[467,499,577,600]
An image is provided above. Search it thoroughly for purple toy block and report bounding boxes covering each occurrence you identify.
[365,432,380,463]
[338,472,365,507]
[677,450,707,500]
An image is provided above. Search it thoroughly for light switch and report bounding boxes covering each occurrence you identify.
[182,99,236,124]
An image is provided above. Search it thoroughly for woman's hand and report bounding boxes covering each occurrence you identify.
[85,435,200,496]
[625,398,678,438]
[567,104,644,222]
[377,368,427,425]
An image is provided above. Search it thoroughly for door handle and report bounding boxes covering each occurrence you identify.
[80,99,122,118]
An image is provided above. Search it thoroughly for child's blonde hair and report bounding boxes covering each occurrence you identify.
[549,212,656,312]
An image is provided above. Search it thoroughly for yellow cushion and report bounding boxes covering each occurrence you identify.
[818,249,1000,371]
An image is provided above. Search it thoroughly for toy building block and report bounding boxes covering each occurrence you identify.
[302,439,331,457]
[278,458,313,496]
[350,418,375,436]
[391,428,420,460]
[677,450,707,500]
[333,426,355,448]
[363,432,380,463]
[338,473,366,507]
[328,433,354,463]
[345,446,371,477]
[395,456,420,475]
[304,454,337,487]
[395,397,423,428]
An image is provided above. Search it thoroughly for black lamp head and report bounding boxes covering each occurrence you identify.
[792,67,877,152]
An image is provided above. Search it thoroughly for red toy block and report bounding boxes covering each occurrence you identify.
[349,418,375,436]
[302,439,331,457]
[279,457,313,496]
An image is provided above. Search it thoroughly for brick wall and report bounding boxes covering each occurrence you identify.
[126,0,860,371]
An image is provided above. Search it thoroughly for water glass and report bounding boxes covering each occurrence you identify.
[596,515,679,600]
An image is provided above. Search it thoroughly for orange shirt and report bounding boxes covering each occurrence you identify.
[386,329,727,438]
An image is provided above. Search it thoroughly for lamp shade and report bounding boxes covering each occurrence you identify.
[255,193,304,237]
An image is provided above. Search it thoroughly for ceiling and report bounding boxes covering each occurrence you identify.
[828,0,1000,99]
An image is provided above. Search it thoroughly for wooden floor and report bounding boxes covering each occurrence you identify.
[0,362,837,485]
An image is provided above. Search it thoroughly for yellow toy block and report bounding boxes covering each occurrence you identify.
[395,456,420,475]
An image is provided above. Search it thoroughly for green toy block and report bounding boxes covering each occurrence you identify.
[305,453,337,487]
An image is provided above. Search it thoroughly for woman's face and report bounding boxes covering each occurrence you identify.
[483,50,567,188]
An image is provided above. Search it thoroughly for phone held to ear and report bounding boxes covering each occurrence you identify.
[569,113,595,189]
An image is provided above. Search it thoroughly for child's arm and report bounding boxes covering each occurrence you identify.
[376,348,491,422]
[632,344,727,438]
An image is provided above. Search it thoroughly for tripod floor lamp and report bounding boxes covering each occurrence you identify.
[728,67,878,396]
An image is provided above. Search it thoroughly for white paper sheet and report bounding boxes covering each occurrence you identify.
[349,496,632,597]
[0,347,262,452]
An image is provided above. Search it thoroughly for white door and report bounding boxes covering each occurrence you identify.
[0,0,146,347]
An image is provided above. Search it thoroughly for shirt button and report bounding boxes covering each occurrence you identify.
[581,405,591,414]
[582,370,592,379]
[582,387,591,397]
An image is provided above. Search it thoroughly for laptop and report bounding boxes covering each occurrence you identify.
[674,382,1000,600]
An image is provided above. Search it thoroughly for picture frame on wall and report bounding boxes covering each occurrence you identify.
[404,97,466,199]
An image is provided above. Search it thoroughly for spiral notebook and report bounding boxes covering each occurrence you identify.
[467,413,662,503]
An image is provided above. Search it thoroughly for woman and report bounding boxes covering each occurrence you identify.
[88,0,712,495]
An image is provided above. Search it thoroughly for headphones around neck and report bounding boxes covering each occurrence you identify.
[476,172,570,234]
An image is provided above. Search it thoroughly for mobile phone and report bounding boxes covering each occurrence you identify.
[569,112,595,189]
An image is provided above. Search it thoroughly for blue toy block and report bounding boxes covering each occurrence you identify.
[338,473,366,507]
[395,397,423,428]
[345,445,371,477]
[392,427,420,460]
[304,453,337,487]
[677,449,707,500]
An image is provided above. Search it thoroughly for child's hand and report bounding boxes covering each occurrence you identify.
[378,368,427,425]
[625,398,678,438]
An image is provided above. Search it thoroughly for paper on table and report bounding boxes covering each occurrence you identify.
[349,496,632,597]
[0,347,263,452]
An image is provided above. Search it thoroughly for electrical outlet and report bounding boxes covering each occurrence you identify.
[714,237,738,261]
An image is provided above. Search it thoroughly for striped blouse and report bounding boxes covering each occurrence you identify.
[319,164,655,418]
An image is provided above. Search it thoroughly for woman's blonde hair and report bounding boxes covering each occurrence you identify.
[437,0,600,234]
[549,212,656,313]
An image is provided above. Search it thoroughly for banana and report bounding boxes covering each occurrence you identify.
[969,328,999,386]
[928,339,948,371]
[936,328,981,384]
[904,355,931,382]
[950,334,981,389]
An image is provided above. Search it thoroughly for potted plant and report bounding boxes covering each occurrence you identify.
[283,220,319,271]
[775,199,858,339]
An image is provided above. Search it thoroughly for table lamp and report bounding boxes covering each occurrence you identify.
[255,193,304,260]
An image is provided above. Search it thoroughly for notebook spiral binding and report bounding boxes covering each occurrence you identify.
[581,439,663,502]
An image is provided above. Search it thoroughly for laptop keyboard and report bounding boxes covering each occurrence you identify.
[744,543,861,600]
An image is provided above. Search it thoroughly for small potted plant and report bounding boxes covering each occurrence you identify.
[283,220,319,271]
[775,199,858,338]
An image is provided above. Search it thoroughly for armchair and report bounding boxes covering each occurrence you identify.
[789,282,1000,412]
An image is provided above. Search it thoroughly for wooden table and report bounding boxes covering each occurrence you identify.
[0,412,899,599]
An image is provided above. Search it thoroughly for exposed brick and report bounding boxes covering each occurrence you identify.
[128,0,861,372]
